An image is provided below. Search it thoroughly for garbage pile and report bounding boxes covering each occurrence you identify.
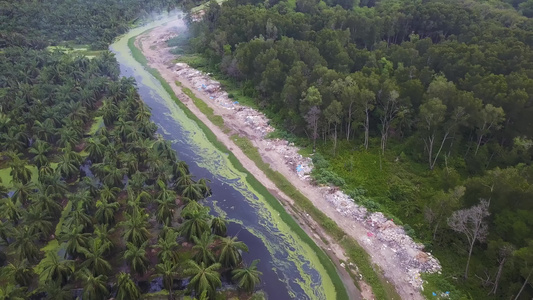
[265,139,314,180]
[324,190,441,289]
[175,63,275,136]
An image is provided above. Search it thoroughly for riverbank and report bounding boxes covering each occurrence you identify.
[122,18,355,299]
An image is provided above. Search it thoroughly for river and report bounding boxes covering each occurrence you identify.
[110,16,345,300]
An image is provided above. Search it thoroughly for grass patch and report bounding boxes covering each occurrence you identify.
[87,116,104,136]
[129,33,350,300]
[178,82,227,132]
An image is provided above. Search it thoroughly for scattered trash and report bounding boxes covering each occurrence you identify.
[367,232,374,237]
[432,292,437,296]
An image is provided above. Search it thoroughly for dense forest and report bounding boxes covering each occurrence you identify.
[0,1,262,299]
[179,0,533,298]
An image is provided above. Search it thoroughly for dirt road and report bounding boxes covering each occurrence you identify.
[136,19,427,300]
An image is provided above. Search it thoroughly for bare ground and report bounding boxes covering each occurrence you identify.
[137,19,427,300]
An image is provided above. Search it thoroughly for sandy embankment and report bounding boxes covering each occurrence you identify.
[136,19,441,300]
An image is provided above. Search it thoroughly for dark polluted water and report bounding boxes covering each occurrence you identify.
[110,18,337,300]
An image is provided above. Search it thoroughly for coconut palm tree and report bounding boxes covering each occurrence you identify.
[121,212,150,247]
[32,119,57,143]
[11,226,40,263]
[59,225,90,258]
[114,118,134,142]
[102,165,125,188]
[80,238,112,276]
[38,281,71,300]
[120,152,139,175]
[156,196,177,226]
[29,140,51,169]
[2,127,27,152]
[8,155,32,184]
[180,200,204,218]
[38,165,55,181]
[2,259,34,286]
[231,259,262,293]
[99,184,121,202]
[218,236,249,268]
[39,251,74,285]
[81,176,100,198]
[95,198,120,224]
[24,205,54,240]
[38,171,67,196]
[0,197,22,224]
[0,283,27,300]
[11,181,34,205]
[210,217,227,237]
[57,152,80,180]
[128,171,148,193]
[93,224,115,253]
[181,182,204,201]
[79,268,109,300]
[85,137,106,162]
[184,260,222,299]
[0,219,13,245]
[154,229,179,264]
[32,191,62,219]
[57,127,80,148]
[180,207,211,242]
[192,232,216,265]
[64,206,92,231]
[124,242,150,277]
[115,272,141,300]
[155,260,179,300]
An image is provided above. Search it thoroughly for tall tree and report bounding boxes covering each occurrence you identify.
[301,86,323,151]
[184,260,222,299]
[193,232,216,265]
[474,104,505,156]
[231,259,262,293]
[116,272,141,300]
[218,236,248,268]
[155,260,180,300]
[447,199,490,278]
[79,268,109,300]
[324,100,342,155]
[124,242,150,277]
[514,241,533,300]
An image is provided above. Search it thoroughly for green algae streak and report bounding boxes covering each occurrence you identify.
[111,16,346,300]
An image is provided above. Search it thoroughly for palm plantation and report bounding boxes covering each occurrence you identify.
[0,2,259,299]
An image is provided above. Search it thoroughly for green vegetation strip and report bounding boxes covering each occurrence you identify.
[128,35,349,300]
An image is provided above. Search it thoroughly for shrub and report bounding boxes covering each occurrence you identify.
[312,152,330,169]
[403,224,416,238]
[313,169,346,187]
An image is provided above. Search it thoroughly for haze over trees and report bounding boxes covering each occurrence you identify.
[179,0,533,297]
[0,0,261,299]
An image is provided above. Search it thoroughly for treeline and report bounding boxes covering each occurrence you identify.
[183,0,533,298]
[0,0,177,49]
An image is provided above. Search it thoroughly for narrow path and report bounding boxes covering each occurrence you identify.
[136,19,425,300]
